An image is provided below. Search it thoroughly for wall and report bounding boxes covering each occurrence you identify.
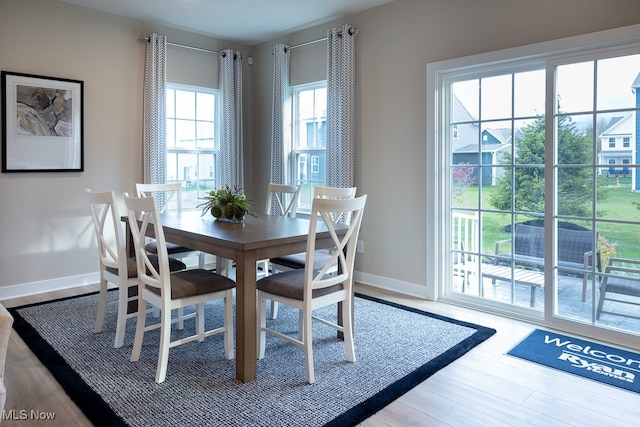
[0,0,247,298]
[1,0,640,300]
[249,0,640,297]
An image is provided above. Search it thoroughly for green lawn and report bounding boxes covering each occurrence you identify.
[458,184,640,261]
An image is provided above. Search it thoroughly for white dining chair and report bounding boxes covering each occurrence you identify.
[86,189,186,348]
[124,193,235,383]
[258,183,300,318]
[268,186,356,321]
[257,194,367,383]
[269,186,357,275]
[135,182,206,269]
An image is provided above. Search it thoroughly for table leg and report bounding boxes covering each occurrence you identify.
[234,252,257,383]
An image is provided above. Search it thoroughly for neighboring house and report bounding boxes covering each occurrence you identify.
[597,114,633,177]
[598,71,640,190]
[451,95,516,186]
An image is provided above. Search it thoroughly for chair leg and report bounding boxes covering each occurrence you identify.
[582,273,588,302]
[155,307,172,383]
[198,252,206,269]
[257,294,267,360]
[596,284,607,320]
[298,309,304,340]
[94,278,108,334]
[130,299,147,363]
[270,300,278,319]
[113,284,130,348]
[176,307,184,330]
[196,303,205,342]
[303,309,315,384]
[342,298,356,363]
[223,290,234,360]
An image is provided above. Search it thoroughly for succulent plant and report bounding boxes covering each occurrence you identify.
[197,185,253,221]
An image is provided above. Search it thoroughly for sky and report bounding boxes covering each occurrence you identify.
[452,53,640,126]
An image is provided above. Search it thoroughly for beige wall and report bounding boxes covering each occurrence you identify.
[249,0,640,295]
[1,0,639,298]
[0,0,247,296]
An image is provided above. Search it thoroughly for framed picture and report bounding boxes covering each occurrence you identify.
[2,71,84,172]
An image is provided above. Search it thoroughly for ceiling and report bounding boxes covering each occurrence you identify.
[57,0,394,46]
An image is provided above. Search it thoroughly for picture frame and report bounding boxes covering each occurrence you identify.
[2,71,84,172]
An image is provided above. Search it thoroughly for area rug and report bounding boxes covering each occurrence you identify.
[10,292,495,427]
[508,329,640,394]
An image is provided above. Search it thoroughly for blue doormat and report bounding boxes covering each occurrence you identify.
[508,329,640,394]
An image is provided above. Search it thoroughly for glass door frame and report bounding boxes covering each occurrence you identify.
[426,24,640,351]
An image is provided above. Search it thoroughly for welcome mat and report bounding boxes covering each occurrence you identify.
[10,292,495,427]
[508,329,640,394]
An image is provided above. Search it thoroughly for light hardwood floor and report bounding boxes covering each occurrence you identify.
[2,284,639,427]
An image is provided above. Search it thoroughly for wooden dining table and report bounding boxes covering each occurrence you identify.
[125,210,340,383]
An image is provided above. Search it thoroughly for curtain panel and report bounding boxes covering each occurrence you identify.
[326,25,357,189]
[143,33,167,189]
[269,43,291,214]
[219,49,245,191]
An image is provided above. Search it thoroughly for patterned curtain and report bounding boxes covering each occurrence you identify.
[326,25,357,188]
[269,43,291,214]
[143,33,167,187]
[219,49,244,190]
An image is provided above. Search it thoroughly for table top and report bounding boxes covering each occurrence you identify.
[154,210,334,256]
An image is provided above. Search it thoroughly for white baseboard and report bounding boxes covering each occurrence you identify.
[0,273,100,301]
[354,271,429,300]
[0,270,429,303]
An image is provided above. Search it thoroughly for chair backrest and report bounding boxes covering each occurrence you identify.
[304,195,367,298]
[123,193,171,297]
[86,189,127,273]
[135,182,183,213]
[313,186,357,224]
[313,186,357,199]
[264,183,300,217]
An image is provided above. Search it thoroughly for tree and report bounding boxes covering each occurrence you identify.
[488,115,603,217]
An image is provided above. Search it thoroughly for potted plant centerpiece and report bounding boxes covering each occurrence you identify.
[198,185,253,222]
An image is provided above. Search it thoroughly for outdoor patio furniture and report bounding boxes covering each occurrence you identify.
[492,223,601,303]
[596,257,640,320]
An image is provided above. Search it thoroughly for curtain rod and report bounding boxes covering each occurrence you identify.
[140,36,221,56]
[287,37,326,51]
[286,26,357,51]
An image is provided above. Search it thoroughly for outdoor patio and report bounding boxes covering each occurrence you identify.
[452,265,640,334]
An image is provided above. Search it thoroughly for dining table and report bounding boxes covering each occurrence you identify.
[125,209,342,383]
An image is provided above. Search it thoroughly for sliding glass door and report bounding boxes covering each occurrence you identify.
[553,53,640,333]
[439,43,640,341]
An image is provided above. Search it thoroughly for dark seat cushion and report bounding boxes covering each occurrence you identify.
[270,250,336,271]
[146,269,235,300]
[257,270,343,301]
[601,275,640,297]
[145,241,197,256]
[105,255,186,278]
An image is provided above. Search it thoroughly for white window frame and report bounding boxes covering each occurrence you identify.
[166,83,220,209]
[427,23,640,347]
[291,81,327,214]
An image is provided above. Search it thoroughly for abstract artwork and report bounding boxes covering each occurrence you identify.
[2,71,83,172]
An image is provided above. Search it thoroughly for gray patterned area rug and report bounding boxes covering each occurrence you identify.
[10,292,495,427]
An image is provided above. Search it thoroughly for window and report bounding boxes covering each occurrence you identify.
[428,23,640,346]
[291,82,327,213]
[166,84,219,209]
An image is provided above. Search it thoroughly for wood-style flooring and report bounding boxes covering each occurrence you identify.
[2,283,638,426]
